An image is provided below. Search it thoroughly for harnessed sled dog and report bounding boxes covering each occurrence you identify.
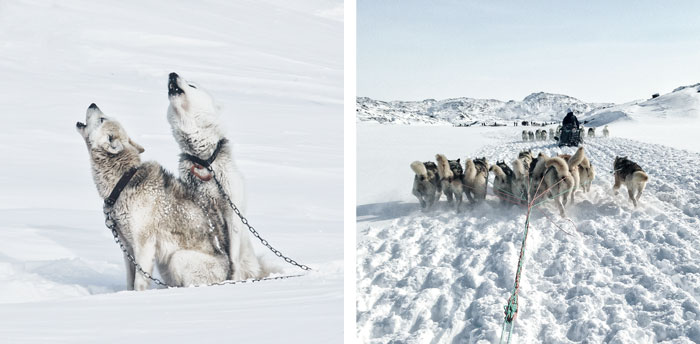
[613,156,649,207]
[77,104,231,290]
[167,72,273,280]
[436,154,464,210]
[410,161,441,210]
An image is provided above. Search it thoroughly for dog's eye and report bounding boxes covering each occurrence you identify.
[100,117,106,123]
[188,84,197,89]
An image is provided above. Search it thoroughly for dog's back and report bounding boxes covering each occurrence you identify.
[613,157,648,207]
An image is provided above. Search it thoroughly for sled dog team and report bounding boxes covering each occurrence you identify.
[411,146,648,217]
[77,73,276,290]
[522,125,609,141]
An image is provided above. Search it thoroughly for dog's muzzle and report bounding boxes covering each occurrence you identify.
[168,72,184,96]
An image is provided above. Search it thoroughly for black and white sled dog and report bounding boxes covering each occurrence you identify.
[410,161,441,210]
[588,127,596,138]
[522,130,528,141]
[436,154,464,209]
[167,72,274,280]
[464,157,489,203]
[613,156,649,207]
[77,104,231,290]
[528,131,535,141]
[490,161,517,204]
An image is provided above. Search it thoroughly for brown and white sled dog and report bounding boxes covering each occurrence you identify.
[613,156,649,207]
[77,104,230,290]
[557,147,586,203]
[167,72,273,280]
[542,156,576,217]
[436,154,464,209]
[511,150,534,202]
[410,161,441,210]
[464,157,489,203]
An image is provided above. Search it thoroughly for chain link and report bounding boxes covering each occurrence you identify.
[103,205,305,289]
[206,166,312,272]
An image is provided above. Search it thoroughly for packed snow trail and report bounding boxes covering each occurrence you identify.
[357,134,700,343]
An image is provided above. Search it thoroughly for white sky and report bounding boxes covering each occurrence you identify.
[358,1,700,103]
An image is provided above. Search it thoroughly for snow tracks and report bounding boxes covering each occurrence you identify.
[357,136,700,343]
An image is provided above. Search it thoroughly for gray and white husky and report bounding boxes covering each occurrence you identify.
[410,161,441,210]
[436,154,464,209]
[463,157,489,203]
[77,104,230,290]
[613,156,649,207]
[167,72,272,280]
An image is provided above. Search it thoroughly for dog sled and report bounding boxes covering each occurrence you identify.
[557,110,583,147]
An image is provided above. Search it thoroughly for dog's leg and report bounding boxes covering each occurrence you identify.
[627,187,637,207]
[635,183,645,204]
[613,174,621,195]
[124,254,135,291]
[464,187,475,204]
[133,236,157,291]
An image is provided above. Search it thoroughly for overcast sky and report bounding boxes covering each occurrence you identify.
[358,1,700,103]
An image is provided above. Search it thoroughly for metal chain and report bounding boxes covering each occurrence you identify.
[206,166,312,272]
[103,206,304,289]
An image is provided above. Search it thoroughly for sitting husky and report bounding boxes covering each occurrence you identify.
[588,127,596,138]
[464,157,489,203]
[77,104,230,290]
[522,130,528,141]
[528,131,535,141]
[435,154,463,209]
[167,72,270,280]
[540,130,548,141]
[410,161,441,210]
[603,125,610,137]
[613,157,649,207]
[549,128,555,140]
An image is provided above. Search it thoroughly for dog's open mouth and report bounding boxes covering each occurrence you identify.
[76,121,86,129]
[168,72,184,96]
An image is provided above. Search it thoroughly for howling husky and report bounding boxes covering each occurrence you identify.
[167,72,272,280]
[613,156,649,207]
[77,104,230,290]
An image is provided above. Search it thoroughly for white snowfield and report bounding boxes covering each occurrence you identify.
[357,123,700,343]
[0,0,342,342]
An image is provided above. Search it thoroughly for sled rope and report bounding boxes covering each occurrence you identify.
[207,166,312,272]
[102,205,304,289]
[499,174,571,344]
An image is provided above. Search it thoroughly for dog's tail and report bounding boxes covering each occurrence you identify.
[512,159,526,180]
[410,161,428,180]
[463,159,476,183]
[489,164,506,180]
[633,171,649,183]
[545,156,571,178]
[435,154,453,180]
[567,146,586,169]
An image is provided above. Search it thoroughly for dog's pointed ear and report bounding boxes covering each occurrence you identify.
[103,135,124,154]
[129,138,145,154]
[457,158,460,163]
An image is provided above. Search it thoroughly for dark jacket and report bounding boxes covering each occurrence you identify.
[562,112,579,128]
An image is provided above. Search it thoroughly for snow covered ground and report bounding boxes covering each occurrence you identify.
[0,0,343,342]
[357,123,700,343]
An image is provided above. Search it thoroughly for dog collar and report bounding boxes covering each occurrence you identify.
[104,167,138,207]
[181,138,228,169]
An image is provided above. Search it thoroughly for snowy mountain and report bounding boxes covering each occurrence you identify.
[583,84,700,126]
[357,92,612,125]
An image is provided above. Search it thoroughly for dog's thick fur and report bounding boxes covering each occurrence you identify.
[556,147,586,204]
[77,105,230,290]
[411,161,441,210]
[490,161,517,204]
[542,156,576,217]
[436,154,463,209]
[167,73,272,280]
[464,157,489,203]
[613,156,649,207]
